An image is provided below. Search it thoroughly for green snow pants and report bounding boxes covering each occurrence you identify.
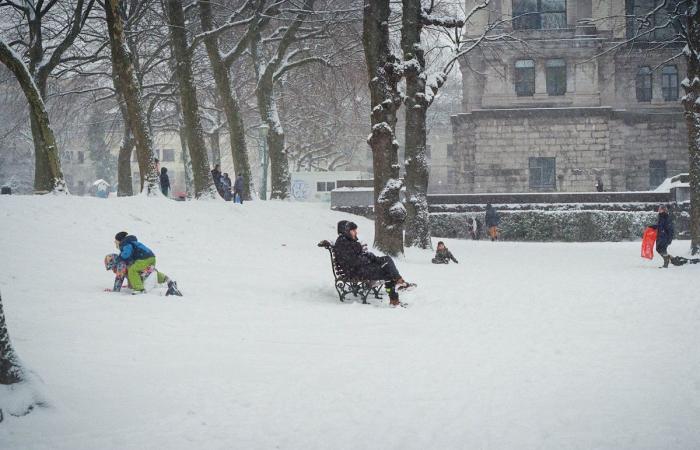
[128,256,168,291]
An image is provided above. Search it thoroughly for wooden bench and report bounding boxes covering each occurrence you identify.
[318,240,384,304]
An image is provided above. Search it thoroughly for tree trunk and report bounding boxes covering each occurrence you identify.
[117,121,135,197]
[256,83,290,200]
[402,0,431,249]
[199,0,253,200]
[165,0,215,199]
[104,0,160,195]
[683,5,700,255]
[0,292,24,386]
[363,0,405,255]
[210,128,221,167]
[0,40,66,194]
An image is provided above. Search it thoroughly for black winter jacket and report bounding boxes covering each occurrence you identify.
[334,233,377,277]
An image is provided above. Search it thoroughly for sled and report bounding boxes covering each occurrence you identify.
[641,226,657,260]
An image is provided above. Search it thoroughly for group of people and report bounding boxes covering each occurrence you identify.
[211,164,244,203]
[104,232,182,296]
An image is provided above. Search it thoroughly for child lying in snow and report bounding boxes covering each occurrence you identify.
[104,253,181,296]
[432,241,458,264]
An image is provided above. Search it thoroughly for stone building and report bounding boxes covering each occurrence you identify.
[452,0,688,193]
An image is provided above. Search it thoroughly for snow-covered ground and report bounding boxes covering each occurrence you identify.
[0,195,699,450]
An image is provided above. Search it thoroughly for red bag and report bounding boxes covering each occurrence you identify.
[641,226,657,260]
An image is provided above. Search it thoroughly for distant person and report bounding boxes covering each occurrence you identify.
[485,203,500,241]
[233,173,245,204]
[432,241,458,264]
[467,217,480,240]
[650,205,674,268]
[160,167,170,197]
[595,178,604,192]
[222,173,233,201]
[334,221,415,307]
[211,164,223,197]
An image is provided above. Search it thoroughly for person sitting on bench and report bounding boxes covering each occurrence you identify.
[333,221,415,306]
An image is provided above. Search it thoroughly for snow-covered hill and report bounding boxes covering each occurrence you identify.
[0,195,699,449]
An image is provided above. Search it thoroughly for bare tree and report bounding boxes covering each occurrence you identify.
[104,0,160,195]
[363,0,405,255]
[164,0,215,198]
[0,39,66,193]
[401,0,465,249]
[0,0,94,192]
[197,0,256,200]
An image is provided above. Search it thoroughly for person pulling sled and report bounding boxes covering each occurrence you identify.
[649,205,675,268]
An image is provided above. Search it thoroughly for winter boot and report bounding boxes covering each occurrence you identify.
[389,298,401,307]
[661,255,671,268]
[396,279,417,292]
[166,280,183,296]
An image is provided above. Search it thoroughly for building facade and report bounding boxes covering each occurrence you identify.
[452,0,688,193]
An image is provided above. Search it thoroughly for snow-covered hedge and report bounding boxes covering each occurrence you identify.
[334,204,690,242]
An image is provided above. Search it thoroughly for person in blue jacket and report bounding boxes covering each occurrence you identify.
[114,231,181,295]
[651,205,674,268]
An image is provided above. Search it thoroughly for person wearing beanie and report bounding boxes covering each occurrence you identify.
[432,241,458,264]
[333,221,415,306]
[113,232,181,295]
[650,205,675,268]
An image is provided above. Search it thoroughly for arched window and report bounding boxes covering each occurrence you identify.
[636,66,652,102]
[661,65,679,101]
[515,59,536,97]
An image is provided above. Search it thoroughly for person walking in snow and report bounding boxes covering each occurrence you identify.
[211,164,223,197]
[334,221,415,306]
[233,173,245,204]
[221,173,233,201]
[650,205,674,268]
[160,167,170,197]
[485,203,500,241]
[467,217,480,240]
[432,241,458,264]
[113,231,181,295]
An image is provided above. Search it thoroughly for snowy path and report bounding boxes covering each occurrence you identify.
[0,196,699,449]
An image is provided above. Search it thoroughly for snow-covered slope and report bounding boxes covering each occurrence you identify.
[0,196,699,449]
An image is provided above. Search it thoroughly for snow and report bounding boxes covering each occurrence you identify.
[1,196,699,449]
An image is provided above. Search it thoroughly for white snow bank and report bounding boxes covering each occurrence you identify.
[0,196,698,449]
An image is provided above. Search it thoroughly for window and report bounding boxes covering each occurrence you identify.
[626,0,682,41]
[162,148,175,162]
[636,66,653,102]
[546,59,566,96]
[515,59,536,96]
[529,157,556,190]
[77,151,85,164]
[316,181,336,192]
[661,65,679,101]
[649,160,666,188]
[513,0,567,30]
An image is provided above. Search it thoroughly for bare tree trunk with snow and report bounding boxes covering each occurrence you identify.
[363,0,405,255]
[401,0,430,249]
[0,292,24,386]
[199,0,253,200]
[0,40,66,194]
[401,1,464,249]
[683,4,700,254]
[105,0,160,195]
[164,0,215,199]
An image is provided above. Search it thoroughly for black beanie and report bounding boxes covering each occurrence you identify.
[115,231,128,242]
[345,222,358,233]
[337,220,348,235]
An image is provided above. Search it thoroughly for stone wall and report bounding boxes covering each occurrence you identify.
[451,108,688,194]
